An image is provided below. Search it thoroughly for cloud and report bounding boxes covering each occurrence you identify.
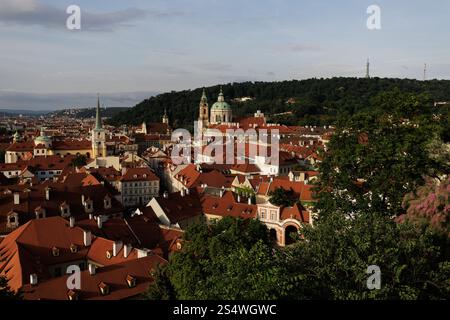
[0,0,177,32]
[0,91,159,110]
[286,43,322,52]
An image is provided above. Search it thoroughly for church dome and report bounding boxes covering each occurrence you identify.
[211,89,232,111]
[34,127,52,146]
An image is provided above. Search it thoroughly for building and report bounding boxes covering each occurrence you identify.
[0,216,167,300]
[198,87,233,126]
[119,167,160,207]
[210,87,233,124]
[91,95,107,158]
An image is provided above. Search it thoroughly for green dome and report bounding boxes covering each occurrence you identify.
[211,89,232,111]
[34,127,52,145]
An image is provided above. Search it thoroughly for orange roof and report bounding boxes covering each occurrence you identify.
[120,167,159,182]
[21,255,167,300]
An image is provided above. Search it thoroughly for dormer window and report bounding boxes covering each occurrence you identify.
[133,174,138,179]
[83,198,94,213]
[60,202,71,218]
[143,174,147,178]
[126,275,136,288]
[176,242,182,250]
[98,282,110,296]
[104,196,111,209]
[67,289,78,301]
[6,211,19,229]
[106,250,112,259]
[52,246,60,257]
[70,244,78,253]
[35,207,46,219]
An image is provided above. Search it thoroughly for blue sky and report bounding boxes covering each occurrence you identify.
[0,0,449,109]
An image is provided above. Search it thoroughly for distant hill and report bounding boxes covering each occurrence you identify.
[0,109,51,116]
[107,77,450,130]
[48,107,130,119]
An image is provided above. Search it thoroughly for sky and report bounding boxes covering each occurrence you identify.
[0,0,449,110]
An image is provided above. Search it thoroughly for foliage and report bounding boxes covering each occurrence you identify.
[71,154,88,167]
[142,264,176,300]
[285,212,450,300]
[108,78,450,130]
[268,187,297,207]
[144,217,289,300]
[402,175,450,234]
[0,276,22,300]
[315,90,449,219]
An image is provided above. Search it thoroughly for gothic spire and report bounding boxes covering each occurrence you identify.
[95,93,102,130]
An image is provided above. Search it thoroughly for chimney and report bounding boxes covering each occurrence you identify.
[97,216,103,229]
[137,248,150,258]
[113,241,123,257]
[83,230,92,247]
[69,217,75,228]
[30,274,38,286]
[88,263,96,276]
[45,187,50,200]
[123,244,132,258]
[13,193,20,205]
[180,189,185,197]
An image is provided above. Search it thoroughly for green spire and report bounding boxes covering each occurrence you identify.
[95,93,102,130]
[201,88,207,102]
[218,86,224,102]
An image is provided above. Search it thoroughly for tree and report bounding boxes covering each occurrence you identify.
[315,90,449,219]
[285,212,450,300]
[0,276,22,300]
[402,175,450,234]
[142,264,175,300]
[144,217,289,300]
[71,154,87,167]
[268,187,297,207]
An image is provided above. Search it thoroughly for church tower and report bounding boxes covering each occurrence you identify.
[162,108,169,125]
[91,94,107,158]
[198,88,209,128]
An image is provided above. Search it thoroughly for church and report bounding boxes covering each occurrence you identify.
[198,87,233,127]
[5,96,107,163]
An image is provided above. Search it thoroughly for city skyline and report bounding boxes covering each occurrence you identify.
[1,0,450,109]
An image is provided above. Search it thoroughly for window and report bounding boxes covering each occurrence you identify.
[260,209,266,219]
[52,247,60,257]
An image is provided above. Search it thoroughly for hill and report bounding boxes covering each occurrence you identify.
[107,77,450,130]
[48,107,129,119]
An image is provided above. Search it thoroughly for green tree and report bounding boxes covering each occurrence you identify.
[71,154,87,167]
[285,212,450,300]
[145,217,289,300]
[0,276,22,300]
[268,187,297,207]
[315,91,449,219]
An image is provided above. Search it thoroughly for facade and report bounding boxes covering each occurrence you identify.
[91,96,107,158]
[119,167,160,207]
[197,87,233,127]
[210,87,233,124]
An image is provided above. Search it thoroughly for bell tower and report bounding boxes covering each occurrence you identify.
[91,94,107,158]
[198,88,209,128]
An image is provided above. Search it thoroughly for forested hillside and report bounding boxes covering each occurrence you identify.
[108,77,450,129]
